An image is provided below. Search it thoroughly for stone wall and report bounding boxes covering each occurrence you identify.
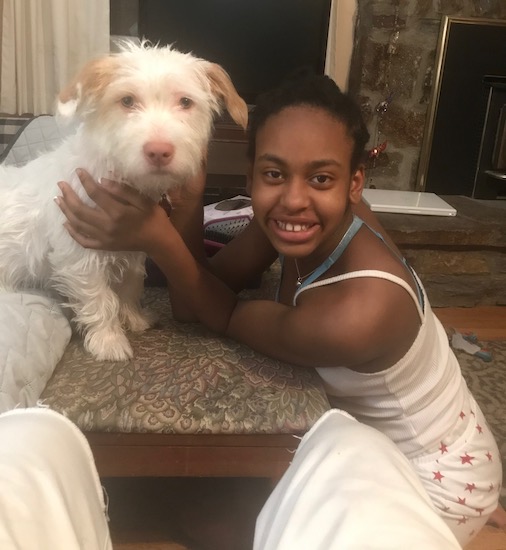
[402,247,506,307]
[349,0,506,192]
[378,196,506,307]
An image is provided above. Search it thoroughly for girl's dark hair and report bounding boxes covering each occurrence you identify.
[247,70,370,172]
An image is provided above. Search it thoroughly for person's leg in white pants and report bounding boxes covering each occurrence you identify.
[0,407,112,550]
[254,409,462,550]
[0,407,461,550]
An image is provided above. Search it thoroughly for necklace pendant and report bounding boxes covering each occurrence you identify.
[296,278,303,287]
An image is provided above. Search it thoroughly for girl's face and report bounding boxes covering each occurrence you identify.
[249,105,364,267]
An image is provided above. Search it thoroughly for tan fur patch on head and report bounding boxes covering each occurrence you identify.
[58,56,121,112]
[205,63,248,130]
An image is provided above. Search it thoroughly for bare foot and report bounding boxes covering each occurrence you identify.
[487,504,506,529]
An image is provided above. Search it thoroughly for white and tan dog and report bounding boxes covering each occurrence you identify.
[0,41,247,361]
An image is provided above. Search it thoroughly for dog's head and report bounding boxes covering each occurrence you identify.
[57,41,248,197]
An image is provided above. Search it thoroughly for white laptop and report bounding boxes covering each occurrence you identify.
[362,189,457,217]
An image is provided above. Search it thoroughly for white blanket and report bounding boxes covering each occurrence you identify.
[1,115,75,168]
[0,116,73,412]
[0,292,71,413]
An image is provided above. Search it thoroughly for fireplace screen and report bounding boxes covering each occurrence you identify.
[416,17,506,199]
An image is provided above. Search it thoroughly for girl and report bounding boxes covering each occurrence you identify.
[56,73,502,546]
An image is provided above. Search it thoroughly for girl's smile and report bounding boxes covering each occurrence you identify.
[269,217,320,247]
[275,220,314,233]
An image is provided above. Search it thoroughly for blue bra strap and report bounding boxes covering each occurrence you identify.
[294,215,364,301]
[280,214,424,309]
[359,221,424,308]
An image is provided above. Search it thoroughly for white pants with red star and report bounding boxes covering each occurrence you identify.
[411,395,502,546]
[255,409,461,550]
[0,406,497,549]
[0,407,113,550]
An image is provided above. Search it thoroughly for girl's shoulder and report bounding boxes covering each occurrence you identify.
[291,267,423,372]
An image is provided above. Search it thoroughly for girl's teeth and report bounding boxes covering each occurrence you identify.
[278,221,307,232]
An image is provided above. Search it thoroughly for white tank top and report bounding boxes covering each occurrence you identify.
[296,270,471,459]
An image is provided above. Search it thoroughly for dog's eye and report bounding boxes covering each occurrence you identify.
[179,97,193,109]
[120,96,135,109]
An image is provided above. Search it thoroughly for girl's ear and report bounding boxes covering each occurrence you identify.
[349,165,365,205]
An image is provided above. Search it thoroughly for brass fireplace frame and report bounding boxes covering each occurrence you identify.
[416,16,506,196]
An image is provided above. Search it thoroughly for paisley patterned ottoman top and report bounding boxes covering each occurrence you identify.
[41,281,330,435]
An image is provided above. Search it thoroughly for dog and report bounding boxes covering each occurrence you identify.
[0,41,248,361]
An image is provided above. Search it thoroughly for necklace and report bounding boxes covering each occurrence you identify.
[294,259,318,287]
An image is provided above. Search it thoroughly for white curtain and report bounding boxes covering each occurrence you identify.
[325,0,357,91]
[0,0,110,115]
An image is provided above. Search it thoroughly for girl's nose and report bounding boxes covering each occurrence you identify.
[280,178,309,211]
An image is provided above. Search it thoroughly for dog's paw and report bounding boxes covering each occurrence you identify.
[121,306,157,333]
[85,328,133,361]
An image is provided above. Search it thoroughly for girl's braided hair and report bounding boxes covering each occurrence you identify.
[247,69,370,172]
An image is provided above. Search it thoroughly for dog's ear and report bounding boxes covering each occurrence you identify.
[57,56,119,119]
[204,63,248,130]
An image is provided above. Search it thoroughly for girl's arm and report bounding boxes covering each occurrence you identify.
[159,165,209,320]
[167,163,277,293]
[56,170,276,322]
[55,170,258,333]
[56,171,417,371]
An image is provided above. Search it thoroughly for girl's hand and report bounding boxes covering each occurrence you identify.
[55,169,171,254]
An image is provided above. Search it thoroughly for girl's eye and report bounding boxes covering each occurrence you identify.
[180,97,193,109]
[265,170,282,180]
[312,174,331,185]
[120,96,135,108]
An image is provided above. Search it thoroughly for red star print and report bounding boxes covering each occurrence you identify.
[475,508,484,516]
[433,471,444,482]
[439,442,448,454]
[459,411,466,420]
[460,453,475,465]
[465,483,476,493]
[458,497,467,505]
[486,451,493,461]
[476,424,483,434]
[458,516,468,525]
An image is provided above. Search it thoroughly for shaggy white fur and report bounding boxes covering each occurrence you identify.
[0,41,248,361]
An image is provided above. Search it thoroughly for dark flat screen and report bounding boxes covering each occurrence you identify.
[138,0,332,104]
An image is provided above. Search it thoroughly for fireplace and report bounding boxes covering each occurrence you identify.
[417,17,506,200]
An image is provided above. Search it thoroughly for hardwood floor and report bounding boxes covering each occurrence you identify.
[434,306,506,341]
[109,307,506,550]
[107,477,270,550]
